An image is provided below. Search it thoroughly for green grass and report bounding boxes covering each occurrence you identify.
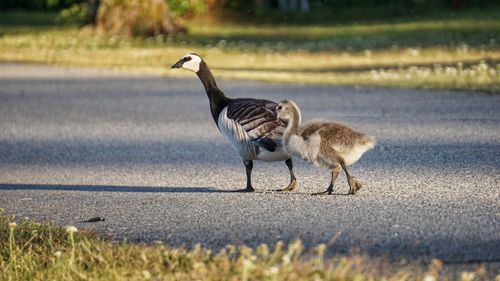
[0,10,498,93]
[0,209,493,281]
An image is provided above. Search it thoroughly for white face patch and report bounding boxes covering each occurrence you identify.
[182,54,202,73]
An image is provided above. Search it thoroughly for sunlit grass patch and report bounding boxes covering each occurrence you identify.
[213,60,499,93]
[366,61,499,93]
[0,209,493,280]
[186,17,499,51]
[0,10,498,92]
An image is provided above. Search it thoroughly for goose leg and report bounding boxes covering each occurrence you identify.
[312,164,340,195]
[340,161,362,195]
[274,159,298,192]
[232,160,255,192]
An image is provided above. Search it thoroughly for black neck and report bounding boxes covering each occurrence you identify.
[196,61,230,123]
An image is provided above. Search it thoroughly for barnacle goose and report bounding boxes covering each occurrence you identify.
[171,53,297,192]
[276,100,375,195]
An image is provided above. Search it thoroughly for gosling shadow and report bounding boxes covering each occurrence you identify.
[263,190,353,196]
[311,192,352,196]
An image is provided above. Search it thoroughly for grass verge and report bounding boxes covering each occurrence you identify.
[0,209,495,281]
[0,10,498,93]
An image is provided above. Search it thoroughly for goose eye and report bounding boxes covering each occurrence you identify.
[277,105,282,110]
[184,56,192,61]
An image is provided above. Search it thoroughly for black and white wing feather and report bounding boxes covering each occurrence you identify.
[226,98,286,152]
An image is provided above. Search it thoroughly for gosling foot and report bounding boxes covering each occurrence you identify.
[348,178,362,195]
[274,180,298,192]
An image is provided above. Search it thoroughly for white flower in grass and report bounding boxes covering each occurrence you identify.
[408,48,420,56]
[423,275,436,281]
[282,254,291,265]
[65,225,78,233]
[142,270,151,280]
[9,222,17,229]
[265,266,279,276]
[242,258,254,270]
[54,251,63,258]
[460,272,475,281]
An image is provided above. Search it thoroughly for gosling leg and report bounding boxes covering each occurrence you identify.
[232,160,255,192]
[275,158,297,191]
[312,164,340,195]
[275,158,298,192]
[340,161,362,195]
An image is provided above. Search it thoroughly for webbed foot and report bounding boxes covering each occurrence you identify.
[274,179,297,192]
[348,178,362,195]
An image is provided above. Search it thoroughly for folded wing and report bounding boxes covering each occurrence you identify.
[226,98,286,152]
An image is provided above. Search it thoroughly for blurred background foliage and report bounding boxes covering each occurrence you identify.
[95,0,186,37]
[1,0,498,37]
[0,0,498,92]
[1,0,499,28]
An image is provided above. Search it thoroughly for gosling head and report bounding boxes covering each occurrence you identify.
[171,53,202,73]
[276,100,299,122]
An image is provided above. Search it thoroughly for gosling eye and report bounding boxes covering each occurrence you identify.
[276,105,283,111]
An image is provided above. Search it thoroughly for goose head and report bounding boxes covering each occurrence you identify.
[171,53,203,73]
[276,100,299,122]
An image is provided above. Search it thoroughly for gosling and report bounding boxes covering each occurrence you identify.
[276,100,375,195]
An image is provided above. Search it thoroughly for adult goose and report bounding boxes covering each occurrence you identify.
[171,53,297,192]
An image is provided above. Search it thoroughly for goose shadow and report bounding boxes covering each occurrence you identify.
[0,183,347,195]
[0,183,359,195]
[0,183,236,193]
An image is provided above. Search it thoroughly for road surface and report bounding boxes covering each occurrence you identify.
[0,63,499,266]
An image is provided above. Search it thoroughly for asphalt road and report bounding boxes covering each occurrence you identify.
[0,63,499,265]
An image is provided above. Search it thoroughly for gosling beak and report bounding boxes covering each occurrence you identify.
[171,59,184,69]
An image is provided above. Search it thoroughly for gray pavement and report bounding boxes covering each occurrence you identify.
[0,63,499,265]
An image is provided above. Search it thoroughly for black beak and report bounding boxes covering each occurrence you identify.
[171,59,184,69]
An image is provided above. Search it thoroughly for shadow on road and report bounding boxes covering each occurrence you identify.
[0,183,358,195]
[0,183,234,193]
